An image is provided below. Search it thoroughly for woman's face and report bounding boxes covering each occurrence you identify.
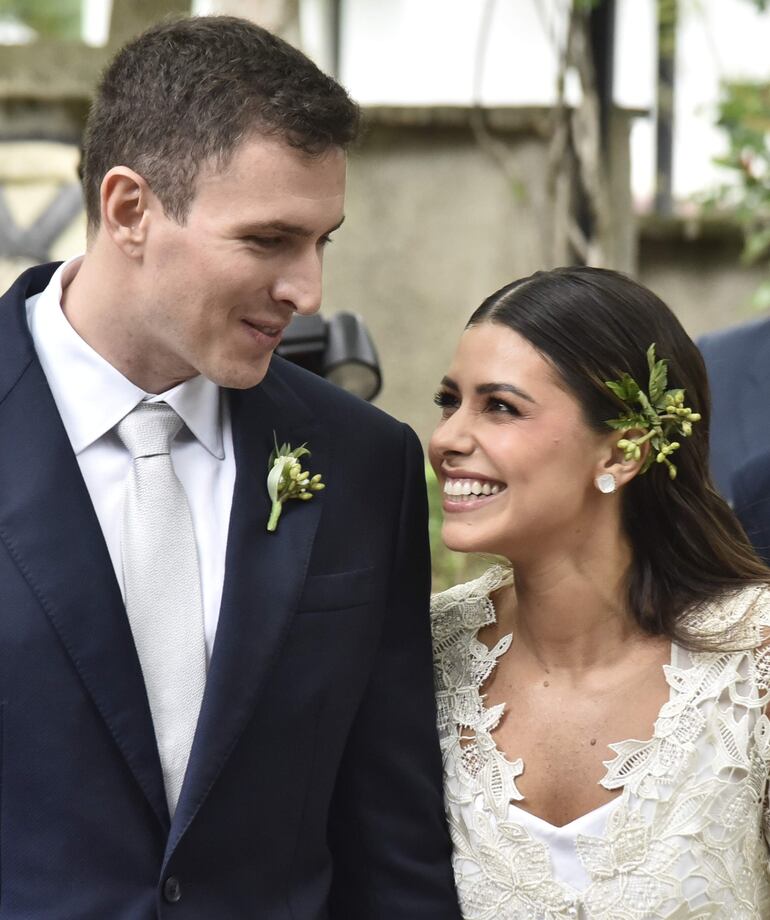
[428,322,615,561]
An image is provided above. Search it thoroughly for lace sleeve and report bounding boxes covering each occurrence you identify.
[746,587,770,870]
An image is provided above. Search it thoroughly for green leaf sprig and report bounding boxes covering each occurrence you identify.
[605,344,701,480]
[266,434,325,532]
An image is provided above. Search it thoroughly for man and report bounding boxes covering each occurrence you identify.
[699,315,770,561]
[0,16,460,919]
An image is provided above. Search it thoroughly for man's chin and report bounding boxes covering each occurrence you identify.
[208,354,274,389]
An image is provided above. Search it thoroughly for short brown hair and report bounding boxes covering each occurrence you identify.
[81,15,360,231]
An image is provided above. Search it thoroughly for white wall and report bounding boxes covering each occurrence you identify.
[333,0,770,208]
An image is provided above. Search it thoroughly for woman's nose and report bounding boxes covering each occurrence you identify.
[429,408,475,458]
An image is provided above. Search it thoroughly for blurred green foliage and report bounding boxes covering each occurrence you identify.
[426,462,489,594]
[0,0,81,41]
[705,80,770,310]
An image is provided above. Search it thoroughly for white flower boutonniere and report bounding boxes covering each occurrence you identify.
[266,434,325,532]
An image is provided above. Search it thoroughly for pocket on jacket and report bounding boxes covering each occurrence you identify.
[296,567,376,613]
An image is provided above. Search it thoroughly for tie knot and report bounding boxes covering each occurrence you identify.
[116,402,183,459]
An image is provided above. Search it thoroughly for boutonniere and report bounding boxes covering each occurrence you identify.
[266,434,325,532]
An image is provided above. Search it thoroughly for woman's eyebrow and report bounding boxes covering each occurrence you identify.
[476,382,536,404]
[439,377,536,404]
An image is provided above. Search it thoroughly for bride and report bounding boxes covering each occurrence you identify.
[429,266,770,920]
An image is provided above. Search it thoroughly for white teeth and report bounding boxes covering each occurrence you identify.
[443,478,504,499]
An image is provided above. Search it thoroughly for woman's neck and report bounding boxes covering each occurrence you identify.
[501,529,643,673]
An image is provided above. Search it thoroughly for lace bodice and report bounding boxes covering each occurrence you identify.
[431,566,770,920]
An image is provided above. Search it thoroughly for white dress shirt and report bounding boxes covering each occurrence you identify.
[25,256,235,659]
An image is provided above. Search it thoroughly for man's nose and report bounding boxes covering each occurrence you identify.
[272,251,323,316]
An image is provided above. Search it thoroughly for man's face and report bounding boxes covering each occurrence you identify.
[137,134,347,391]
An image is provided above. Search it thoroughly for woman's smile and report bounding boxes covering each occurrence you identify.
[441,474,507,512]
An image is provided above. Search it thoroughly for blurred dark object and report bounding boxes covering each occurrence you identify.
[277,312,382,401]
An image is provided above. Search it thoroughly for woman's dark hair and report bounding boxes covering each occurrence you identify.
[468,266,769,648]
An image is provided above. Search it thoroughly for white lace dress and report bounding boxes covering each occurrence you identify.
[431,566,770,920]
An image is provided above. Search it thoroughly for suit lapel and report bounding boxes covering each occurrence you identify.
[0,268,169,829]
[169,369,325,849]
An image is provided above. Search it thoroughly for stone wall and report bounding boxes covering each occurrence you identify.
[637,216,768,342]
[324,106,636,443]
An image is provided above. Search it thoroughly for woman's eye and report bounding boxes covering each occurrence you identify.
[433,390,459,414]
[486,398,520,417]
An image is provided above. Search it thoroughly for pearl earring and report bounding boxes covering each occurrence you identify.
[595,473,617,494]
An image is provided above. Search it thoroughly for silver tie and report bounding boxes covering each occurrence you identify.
[116,402,207,816]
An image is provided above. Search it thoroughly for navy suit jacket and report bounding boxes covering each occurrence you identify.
[0,263,461,919]
[699,316,770,558]
[733,451,770,565]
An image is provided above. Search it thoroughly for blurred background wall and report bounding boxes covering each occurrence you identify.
[1,0,769,443]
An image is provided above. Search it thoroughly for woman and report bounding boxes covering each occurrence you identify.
[429,267,770,920]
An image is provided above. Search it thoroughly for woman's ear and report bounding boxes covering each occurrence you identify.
[594,428,650,494]
[99,166,152,258]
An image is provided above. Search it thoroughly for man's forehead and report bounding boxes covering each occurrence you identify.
[189,137,346,226]
[200,133,347,182]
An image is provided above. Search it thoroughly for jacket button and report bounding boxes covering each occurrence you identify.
[163,876,182,903]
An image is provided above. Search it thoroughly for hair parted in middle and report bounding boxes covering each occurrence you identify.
[467,266,770,649]
[81,15,360,232]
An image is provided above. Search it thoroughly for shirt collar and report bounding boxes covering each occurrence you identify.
[26,255,225,460]
[152,375,225,460]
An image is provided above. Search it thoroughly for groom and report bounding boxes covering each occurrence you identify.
[0,16,460,919]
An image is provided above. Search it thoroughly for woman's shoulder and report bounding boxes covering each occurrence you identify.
[681,581,770,651]
[430,563,513,632]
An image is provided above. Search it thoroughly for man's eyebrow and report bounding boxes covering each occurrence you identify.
[239,216,345,238]
[439,376,535,403]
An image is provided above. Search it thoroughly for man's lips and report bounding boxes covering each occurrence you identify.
[241,318,287,345]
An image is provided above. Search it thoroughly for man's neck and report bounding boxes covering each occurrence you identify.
[60,248,193,394]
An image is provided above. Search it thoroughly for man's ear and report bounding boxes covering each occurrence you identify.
[595,428,650,491]
[99,166,153,258]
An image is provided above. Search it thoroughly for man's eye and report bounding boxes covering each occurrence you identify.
[319,234,334,247]
[246,236,283,249]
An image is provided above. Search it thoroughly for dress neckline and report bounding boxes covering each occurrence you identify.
[508,793,621,836]
[468,571,679,826]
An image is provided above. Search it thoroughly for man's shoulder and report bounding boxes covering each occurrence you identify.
[1,261,61,303]
[698,313,770,363]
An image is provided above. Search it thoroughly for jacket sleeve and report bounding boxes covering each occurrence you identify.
[327,423,461,919]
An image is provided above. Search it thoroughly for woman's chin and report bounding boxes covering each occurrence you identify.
[441,523,494,557]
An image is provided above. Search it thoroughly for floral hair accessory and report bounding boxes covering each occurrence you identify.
[604,344,701,480]
[266,434,325,532]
